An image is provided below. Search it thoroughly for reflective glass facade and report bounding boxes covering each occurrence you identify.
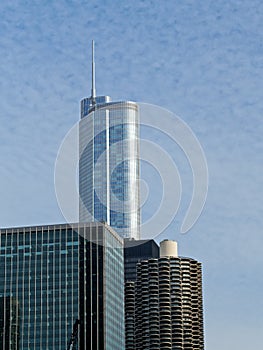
[0,224,79,349]
[79,223,125,350]
[79,96,140,240]
[0,223,124,350]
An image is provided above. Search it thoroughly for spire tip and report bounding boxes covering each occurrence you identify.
[91,40,96,103]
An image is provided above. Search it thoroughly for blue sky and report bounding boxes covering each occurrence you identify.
[1,0,263,348]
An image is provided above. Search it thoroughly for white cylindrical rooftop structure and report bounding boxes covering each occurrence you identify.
[160,239,178,257]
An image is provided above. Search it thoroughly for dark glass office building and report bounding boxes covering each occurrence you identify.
[124,239,160,282]
[0,222,124,350]
[124,239,159,349]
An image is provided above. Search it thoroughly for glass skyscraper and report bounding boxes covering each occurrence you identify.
[0,222,124,350]
[79,95,140,240]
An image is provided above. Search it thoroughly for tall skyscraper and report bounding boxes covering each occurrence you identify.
[0,222,125,350]
[79,41,140,240]
[131,240,204,350]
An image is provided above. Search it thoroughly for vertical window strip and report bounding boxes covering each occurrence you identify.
[33,229,37,350]
[9,229,14,348]
[59,226,62,349]
[62,227,67,345]
[46,227,49,349]
[52,227,55,349]
[27,227,31,347]
[3,231,7,350]
[21,228,25,349]
[71,227,75,347]
[96,225,99,350]
[76,225,80,349]
[89,225,92,349]
[40,227,43,348]
[15,229,20,349]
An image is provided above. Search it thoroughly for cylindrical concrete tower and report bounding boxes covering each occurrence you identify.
[160,239,178,257]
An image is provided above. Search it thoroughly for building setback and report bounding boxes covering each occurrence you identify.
[0,222,124,350]
[134,240,204,350]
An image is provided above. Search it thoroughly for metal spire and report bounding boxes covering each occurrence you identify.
[91,40,96,104]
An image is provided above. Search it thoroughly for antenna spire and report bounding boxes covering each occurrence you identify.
[91,40,96,104]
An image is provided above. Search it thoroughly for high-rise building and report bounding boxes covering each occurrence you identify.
[132,240,204,350]
[124,239,160,349]
[79,41,140,240]
[0,222,124,350]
